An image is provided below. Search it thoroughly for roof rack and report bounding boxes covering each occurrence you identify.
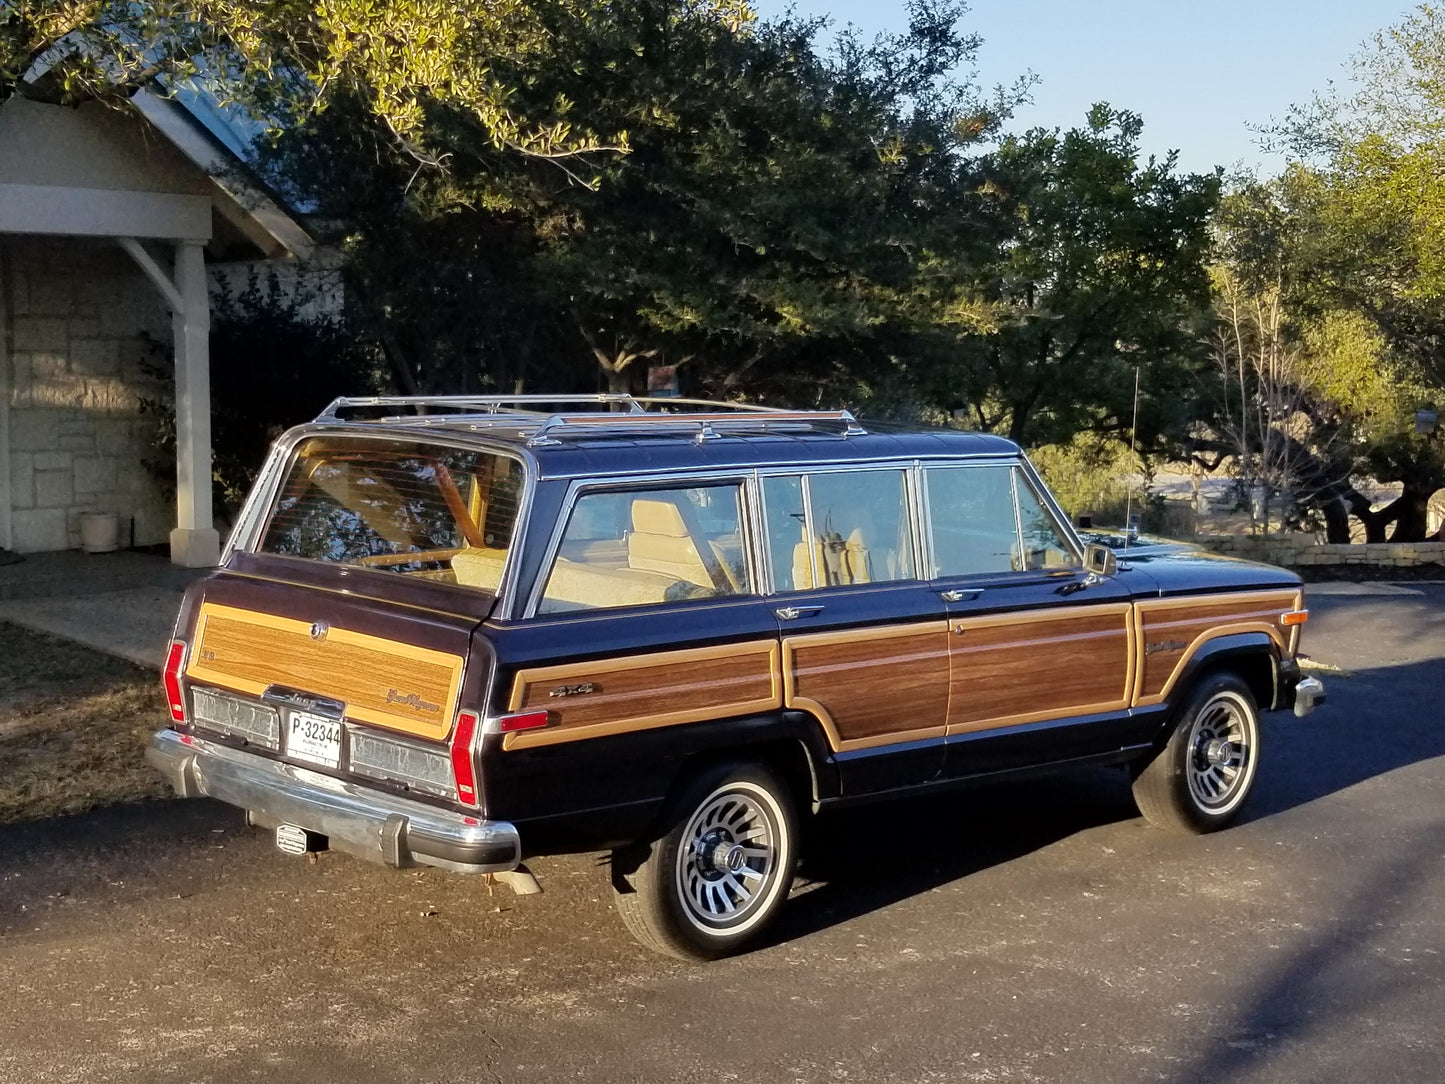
[313,394,867,443]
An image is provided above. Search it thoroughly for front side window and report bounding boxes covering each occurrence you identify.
[1015,474,1079,571]
[537,483,751,614]
[258,437,522,592]
[766,469,915,590]
[925,463,1078,577]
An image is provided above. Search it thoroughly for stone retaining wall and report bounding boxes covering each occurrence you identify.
[1201,534,1445,568]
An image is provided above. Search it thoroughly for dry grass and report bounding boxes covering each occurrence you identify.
[0,622,169,825]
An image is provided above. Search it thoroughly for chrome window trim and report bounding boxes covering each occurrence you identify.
[799,474,818,589]
[234,426,537,619]
[521,471,762,620]
[1008,467,1027,566]
[909,460,934,580]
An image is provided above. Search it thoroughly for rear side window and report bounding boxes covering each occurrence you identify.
[258,438,523,592]
[538,483,751,614]
[765,469,916,590]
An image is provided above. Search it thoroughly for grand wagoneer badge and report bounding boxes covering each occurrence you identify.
[385,689,441,714]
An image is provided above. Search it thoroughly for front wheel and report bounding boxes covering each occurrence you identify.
[1132,673,1261,833]
[611,762,797,961]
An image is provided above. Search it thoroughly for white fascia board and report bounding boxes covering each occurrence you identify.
[131,89,314,261]
[0,183,211,240]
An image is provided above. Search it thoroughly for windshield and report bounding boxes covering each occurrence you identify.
[257,437,523,592]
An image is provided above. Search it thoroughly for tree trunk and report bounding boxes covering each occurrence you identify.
[1320,495,1351,544]
[1387,488,1431,542]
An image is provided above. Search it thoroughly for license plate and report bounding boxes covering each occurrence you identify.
[286,709,342,768]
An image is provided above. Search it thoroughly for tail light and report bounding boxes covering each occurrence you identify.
[449,710,481,806]
[163,640,187,723]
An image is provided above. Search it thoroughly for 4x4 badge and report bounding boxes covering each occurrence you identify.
[550,682,598,698]
[309,621,329,641]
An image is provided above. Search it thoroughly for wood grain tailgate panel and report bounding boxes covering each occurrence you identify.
[186,602,463,740]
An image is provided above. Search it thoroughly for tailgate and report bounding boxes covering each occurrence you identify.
[179,570,487,742]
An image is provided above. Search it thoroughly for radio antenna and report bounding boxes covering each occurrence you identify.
[1124,366,1140,552]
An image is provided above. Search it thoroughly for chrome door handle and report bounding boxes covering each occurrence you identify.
[775,605,824,621]
[938,588,982,603]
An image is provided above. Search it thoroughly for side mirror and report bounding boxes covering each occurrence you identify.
[1083,543,1117,578]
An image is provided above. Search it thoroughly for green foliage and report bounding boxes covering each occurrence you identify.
[937,106,1220,448]
[1029,436,1151,527]
[263,0,1023,403]
[2,0,652,167]
[141,272,381,515]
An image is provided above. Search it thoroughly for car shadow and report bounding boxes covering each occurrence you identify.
[764,766,1138,949]
[763,654,1445,952]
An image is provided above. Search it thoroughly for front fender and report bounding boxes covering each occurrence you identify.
[1169,631,1281,713]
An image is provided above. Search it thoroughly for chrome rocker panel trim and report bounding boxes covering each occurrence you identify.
[147,729,521,874]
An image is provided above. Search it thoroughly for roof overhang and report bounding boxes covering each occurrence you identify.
[130,89,314,261]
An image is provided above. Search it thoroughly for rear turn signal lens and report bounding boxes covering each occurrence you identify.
[450,710,481,807]
[496,710,551,734]
[163,640,187,723]
[1281,610,1309,627]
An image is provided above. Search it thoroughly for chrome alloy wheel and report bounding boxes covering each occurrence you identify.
[674,782,782,932]
[1185,690,1257,814]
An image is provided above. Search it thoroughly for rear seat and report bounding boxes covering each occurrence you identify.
[450,546,509,590]
[541,558,687,611]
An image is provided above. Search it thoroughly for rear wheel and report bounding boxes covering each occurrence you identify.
[1132,673,1261,833]
[612,762,797,961]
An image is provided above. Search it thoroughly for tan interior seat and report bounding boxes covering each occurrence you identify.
[627,499,715,590]
[792,528,871,589]
[540,558,680,611]
[450,546,509,590]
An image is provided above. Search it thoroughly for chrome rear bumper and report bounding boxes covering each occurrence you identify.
[147,729,520,874]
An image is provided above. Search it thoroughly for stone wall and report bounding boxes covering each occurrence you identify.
[2,235,173,551]
[1201,534,1445,568]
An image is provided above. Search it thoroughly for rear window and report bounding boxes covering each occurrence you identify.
[257,437,523,592]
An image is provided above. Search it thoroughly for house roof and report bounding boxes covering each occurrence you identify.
[0,88,311,262]
[130,88,313,261]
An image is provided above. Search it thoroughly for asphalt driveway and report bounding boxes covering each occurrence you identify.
[0,582,1441,1083]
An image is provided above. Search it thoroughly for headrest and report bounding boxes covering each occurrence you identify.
[631,499,689,537]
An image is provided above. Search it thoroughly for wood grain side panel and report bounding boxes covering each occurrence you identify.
[185,603,463,739]
[784,623,950,748]
[504,641,781,750]
[1133,590,1301,705]
[946,605,1133,734]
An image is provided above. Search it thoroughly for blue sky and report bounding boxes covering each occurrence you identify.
[751,0,1413,174]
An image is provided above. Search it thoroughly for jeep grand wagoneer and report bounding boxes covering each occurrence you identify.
[149,395,1323,959]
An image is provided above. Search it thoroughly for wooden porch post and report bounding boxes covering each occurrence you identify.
[118,236,218,566]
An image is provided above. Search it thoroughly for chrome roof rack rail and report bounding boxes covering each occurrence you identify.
[317,393,646,420]
[313,394,867,443]
[526,409,865,446]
